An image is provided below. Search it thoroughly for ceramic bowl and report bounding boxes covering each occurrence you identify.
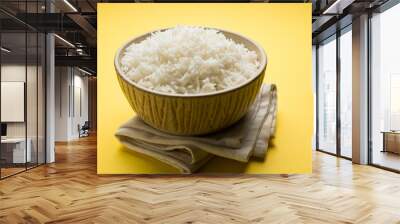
[115,28,267,135]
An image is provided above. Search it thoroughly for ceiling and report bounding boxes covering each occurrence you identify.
[311,0,390,43]
[0,0,394,74]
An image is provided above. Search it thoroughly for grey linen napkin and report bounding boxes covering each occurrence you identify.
[115,84,277,173]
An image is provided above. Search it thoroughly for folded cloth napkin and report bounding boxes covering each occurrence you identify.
[115,84,277,173]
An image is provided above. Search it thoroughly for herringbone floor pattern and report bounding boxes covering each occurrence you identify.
[1,135,400,224]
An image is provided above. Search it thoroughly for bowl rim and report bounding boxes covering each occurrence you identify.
[114,26,267,98]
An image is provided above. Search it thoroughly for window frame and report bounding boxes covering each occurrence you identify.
[315,24,353,161]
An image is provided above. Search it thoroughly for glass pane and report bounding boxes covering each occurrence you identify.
[340,29,352,158]
[26,0,38,169]
[0,1,46,178]
[38,32,45,165]
[312,45,317,151]
[318,37,337,154]
[1,31,27,177]
[371,4,400,171]
[27,31,38,169]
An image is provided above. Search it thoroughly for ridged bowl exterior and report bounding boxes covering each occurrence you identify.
[115,28,267,136]
[116,72,265,135]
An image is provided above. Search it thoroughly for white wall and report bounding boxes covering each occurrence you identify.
[1,63,46,164]
[70,73,89,139]
[1,65,27,141]
[54,67,89,141]
[55,67,70,141]
[1,65,37,137]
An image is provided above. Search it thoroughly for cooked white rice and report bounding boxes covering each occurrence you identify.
[120,26,260,94]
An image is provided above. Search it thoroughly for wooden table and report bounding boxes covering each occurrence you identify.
[381,131,400,154]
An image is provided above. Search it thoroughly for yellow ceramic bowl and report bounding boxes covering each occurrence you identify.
[115,28,267,136]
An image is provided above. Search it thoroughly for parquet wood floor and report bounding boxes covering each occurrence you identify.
[1,134,400,224]
[0,167,26,178]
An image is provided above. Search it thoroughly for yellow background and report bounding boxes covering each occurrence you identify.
[97,3,312,174]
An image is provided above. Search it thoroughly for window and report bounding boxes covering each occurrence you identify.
[390,74,400,131]
[0,1,47,179]
[339,28,352,158]
[316,25,353,159]
[371,2,400,171]
[317,36,337,154]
